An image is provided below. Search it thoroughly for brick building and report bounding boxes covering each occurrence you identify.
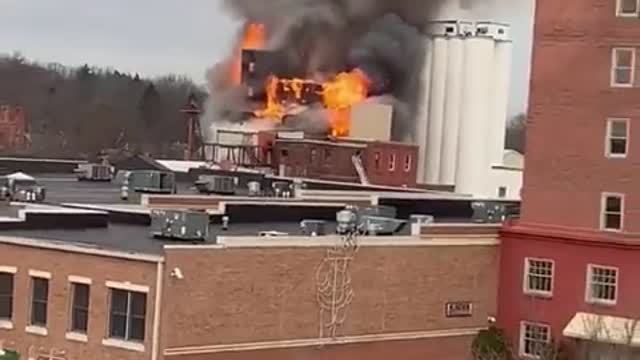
[273,138,418,187]
[0,106,29,153]
[497,0,640,358]
[0,221,499,360]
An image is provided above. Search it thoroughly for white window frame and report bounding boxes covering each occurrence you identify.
[585,264,619,306]
[611,48,636,87]
[600,192,624,232]
[605,118,629,158]
[105,283,148,347]
[523,257,555,297]
[616,0,640,17]
[0,267,16,330]
[519,321,551,359]
[388,153,396,171]
[403,154,412,172]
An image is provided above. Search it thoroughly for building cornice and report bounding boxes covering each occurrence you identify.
[501,222,640,249]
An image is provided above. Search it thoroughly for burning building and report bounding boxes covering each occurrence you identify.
[201,1,520,197]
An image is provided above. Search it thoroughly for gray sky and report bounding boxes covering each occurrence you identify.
[0,0,533,116]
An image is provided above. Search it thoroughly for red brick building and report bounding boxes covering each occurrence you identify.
[0,106,29,153]
[273,138,418,187]
[497,0,640,358]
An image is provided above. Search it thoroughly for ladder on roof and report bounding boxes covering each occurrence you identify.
[351,154,370,186]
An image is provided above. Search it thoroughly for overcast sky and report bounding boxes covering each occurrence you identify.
[0,0,533,116]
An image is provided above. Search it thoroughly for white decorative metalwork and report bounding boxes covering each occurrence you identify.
[315,224,359,339]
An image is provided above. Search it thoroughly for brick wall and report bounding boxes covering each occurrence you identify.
[164,335,475,360]
[364,142,418,187]
[521,0,640,232]
[160,240,498,357]
[0,241,158,360]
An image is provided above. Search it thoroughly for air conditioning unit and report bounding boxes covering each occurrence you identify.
[248,181,262,197]
[471,201,508,224]
[474,22,510,41]
[151,209,209,241]
[194,175,237,195]
[272,181,292,198]
[127,170,176,194]
[75,163,112,181]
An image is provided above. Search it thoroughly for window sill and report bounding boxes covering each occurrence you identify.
[25,325,48,336]
[524,291,553,299]
[102,338,145,352]
[66,332,88,343]
[0,319,14,330]
[587,299,617,307]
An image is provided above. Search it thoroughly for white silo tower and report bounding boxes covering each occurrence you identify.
[438,21,474,186]
[455,27,496,195]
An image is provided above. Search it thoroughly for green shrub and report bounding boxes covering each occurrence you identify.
[472,326,511,360]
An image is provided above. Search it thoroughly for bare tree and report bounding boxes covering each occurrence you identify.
[0,54,206,158]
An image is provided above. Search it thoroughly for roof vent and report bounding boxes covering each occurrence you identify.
[410,214,435,235]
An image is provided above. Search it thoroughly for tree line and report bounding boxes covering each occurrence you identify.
[0,53,206,159]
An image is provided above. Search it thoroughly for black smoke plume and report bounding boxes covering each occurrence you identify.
[202,0,474,140]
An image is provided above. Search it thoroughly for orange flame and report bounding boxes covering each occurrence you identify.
[230,23,266,85]
[321,69,370,137]
[254,69,371,137]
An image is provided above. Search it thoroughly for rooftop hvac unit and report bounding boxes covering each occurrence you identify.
[151,209,209,241]
[336,206,406,236]
[272,181,293,198]
[426,20,474,37]
[0,174,46,203]
[127,170,176,194]
[194,175,238,195]
[474,22,510,41]
[359,205,397,219]
[248,181,262,196]
[471,201,508,224]
[360,215,406,236]
[75,163,112,182]
[300,220,327,236]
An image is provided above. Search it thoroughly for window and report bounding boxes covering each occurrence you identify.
[374,152,381,169]
[323,149,332,163]
[524,258,554,297]
[0,273,13,320]
[109,289,146,342]
[498,186,507,198]
[404,155,412,172]
[30,277,49,327]
[310,148,317,164]
[280,149,289,161]
[520,322,551,358]
[617,0,639,16]
[601,193,624,231]
[388,153,396,171]
[586,265,618,305]
[605,118,629,157]
[70,283,90,333]
[611,48,635,87]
